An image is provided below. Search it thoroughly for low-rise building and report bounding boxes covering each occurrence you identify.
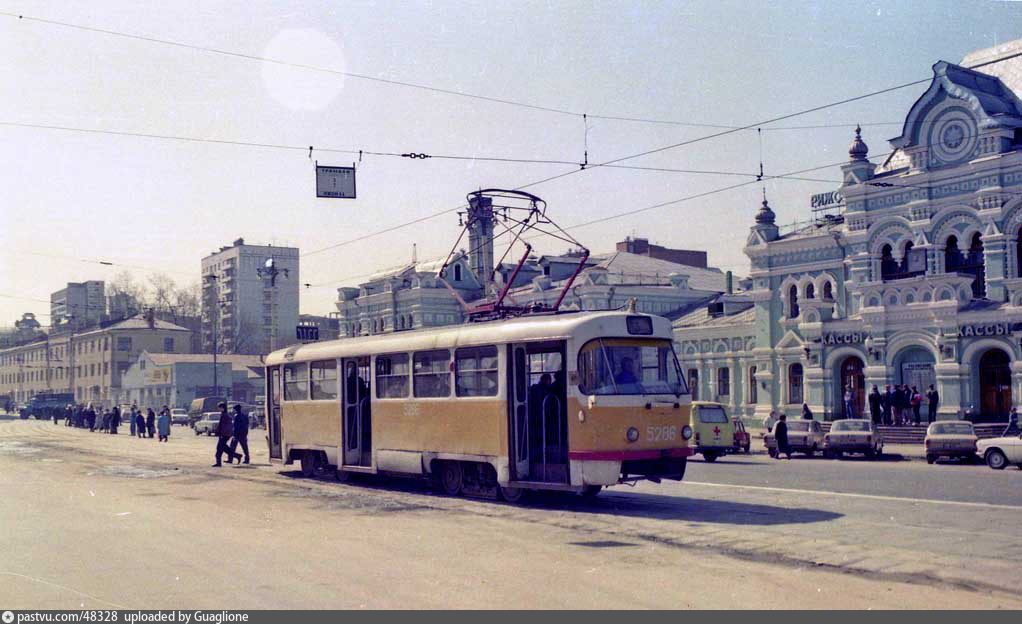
[120,352,264,409]
[0,314,193,406]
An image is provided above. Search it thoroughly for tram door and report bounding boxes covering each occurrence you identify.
[267,366,282,460]
[508,342,568,483]
[342,357,372,467]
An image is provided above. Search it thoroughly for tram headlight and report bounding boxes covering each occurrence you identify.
[626,427,640,443]
[681,425,693,440]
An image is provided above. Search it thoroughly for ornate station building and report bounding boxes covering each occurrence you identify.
[674,40,1022,422]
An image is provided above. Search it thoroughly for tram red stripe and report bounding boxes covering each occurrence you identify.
[568,448,694,460]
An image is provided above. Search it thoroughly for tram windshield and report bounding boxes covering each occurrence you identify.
[578,338,688,396]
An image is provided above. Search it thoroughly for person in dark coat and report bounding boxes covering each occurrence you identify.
[801,403,813,420]
[882,386,894,425]
[110,406,121,434]
[213,402,241,467]
[129,406,137,436]
[228,404,251,464]
[135,410,146,439]
[774,414,791,460]
[86,404,96,431]
[926,385,939,424]
[146,408,156,439]
[868,386,882,424]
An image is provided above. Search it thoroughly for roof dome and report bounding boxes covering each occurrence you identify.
[755,195,776,225]
[848,124,869,160]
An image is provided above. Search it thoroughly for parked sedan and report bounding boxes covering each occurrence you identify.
[765,419,825,457]
[824,419,883,459]
[193,412,221,436]
[924,421,977,464]
[977,433,1022,470]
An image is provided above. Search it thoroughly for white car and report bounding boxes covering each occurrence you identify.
[193,412,221,436]
[170,408,190,426]
[977,433,1022,470]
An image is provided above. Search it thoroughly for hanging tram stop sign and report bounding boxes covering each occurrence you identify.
[316,165,356,198]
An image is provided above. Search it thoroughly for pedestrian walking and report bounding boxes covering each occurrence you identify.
[774,414,791,460]
[801,403,813,420]
[926,385,939,424]
[228,403,250,464]
[1004,407,1020,437]
[212,402,241,467]
[135,410,146,439]
[146,408,156,439]
[910,386,922,425]
[843,386,856,419]
[129,406,137,437]
[764,410,778,433]
[157,406,171,442]
[868,386,882,424]
[64,404,73,426]
[86,404,96,431]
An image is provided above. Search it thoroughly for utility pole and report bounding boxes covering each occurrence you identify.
[257,257,289,354]
[204,274,224,398]
[67,309,77,401]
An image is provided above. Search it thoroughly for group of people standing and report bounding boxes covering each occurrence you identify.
[57,403,172,441]
[866,384,938,426]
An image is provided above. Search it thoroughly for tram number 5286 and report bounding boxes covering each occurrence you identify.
[647,425,677,442]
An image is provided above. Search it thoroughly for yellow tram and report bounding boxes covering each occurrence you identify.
[263,310,693,500]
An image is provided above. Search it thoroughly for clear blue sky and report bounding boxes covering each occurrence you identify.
[1,1,1019,326]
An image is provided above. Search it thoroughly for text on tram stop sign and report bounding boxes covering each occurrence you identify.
[316,165,357,198]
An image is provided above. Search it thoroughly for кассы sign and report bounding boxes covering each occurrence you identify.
[957,322,1022,337]
[822,331,864,345]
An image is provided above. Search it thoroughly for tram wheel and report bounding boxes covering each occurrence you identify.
[439,461,464,495]
[498,485,527,503]
[334,468,351,482]
[300,452,317,478]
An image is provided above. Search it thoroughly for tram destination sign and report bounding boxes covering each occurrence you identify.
[296,325,320,341]
[316,165,357,198]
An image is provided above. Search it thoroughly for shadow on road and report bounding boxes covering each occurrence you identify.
[277,470,843,526]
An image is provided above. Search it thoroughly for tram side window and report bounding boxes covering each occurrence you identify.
[455,346,499,397]
[413,350,451,398]
[376,353,410,398]
[283,363,308,401]
[310,360,338,400]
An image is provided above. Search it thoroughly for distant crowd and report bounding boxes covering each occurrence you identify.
[55,403,172,441]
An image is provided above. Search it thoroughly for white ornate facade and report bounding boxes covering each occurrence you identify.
[675,40,1022,422]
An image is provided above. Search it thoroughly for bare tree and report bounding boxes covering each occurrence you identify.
[147,273,177,313]
[173,281,201,317]
[107,271,149,317]
[228,312,265,355]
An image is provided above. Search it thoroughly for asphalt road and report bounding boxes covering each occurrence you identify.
[0,416,1019,609]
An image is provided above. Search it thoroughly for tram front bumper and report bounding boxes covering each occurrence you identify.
[569,448,693,484]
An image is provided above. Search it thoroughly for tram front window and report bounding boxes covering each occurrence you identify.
[578,339,688,396]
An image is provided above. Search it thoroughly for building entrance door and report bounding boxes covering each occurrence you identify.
[840,357,865,419]
[979,349,1012,420]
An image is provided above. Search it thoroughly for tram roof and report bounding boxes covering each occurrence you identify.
[265,310,673,366]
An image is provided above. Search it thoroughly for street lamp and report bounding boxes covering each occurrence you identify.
[203,274,228,399]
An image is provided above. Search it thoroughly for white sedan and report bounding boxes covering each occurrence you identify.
[193,412,221,436]
[977,433,1022,470]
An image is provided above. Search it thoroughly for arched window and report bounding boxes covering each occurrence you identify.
[788,363,804,405]
[748,366,758,404]
[805,283,815,300]
[822,281,834,301]
[788,285,800,319]
[967,232,986,298]
[880,244,898,281]
[944,235,962,272]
